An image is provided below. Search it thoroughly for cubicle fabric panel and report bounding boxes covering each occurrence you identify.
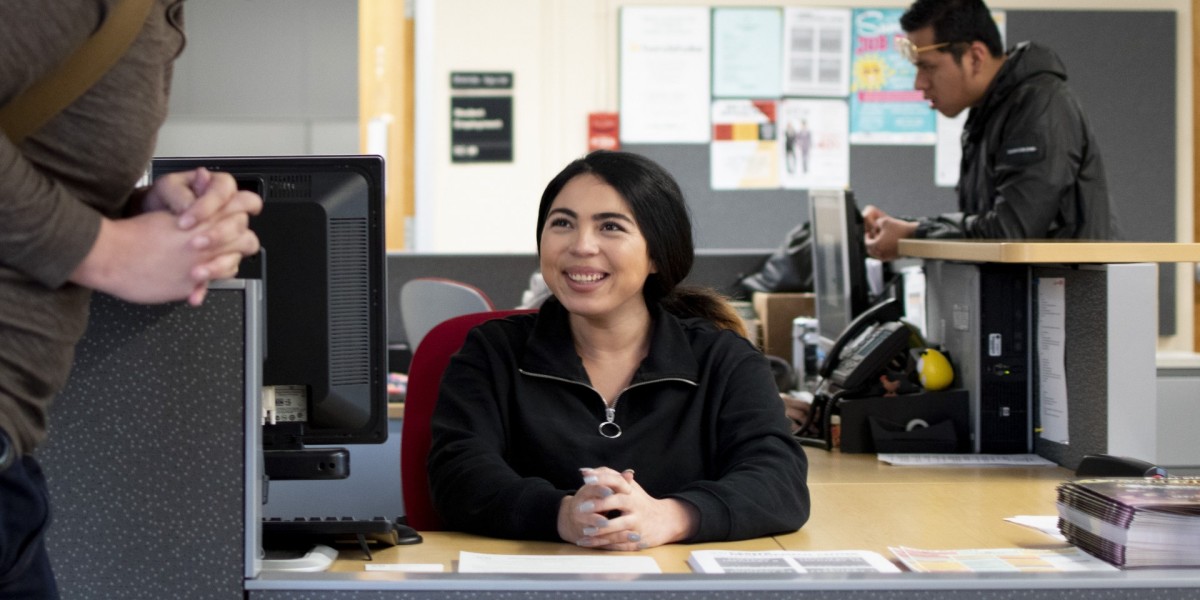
[39,290,249,599]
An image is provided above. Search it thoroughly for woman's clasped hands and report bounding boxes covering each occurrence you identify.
[557,467,698,551]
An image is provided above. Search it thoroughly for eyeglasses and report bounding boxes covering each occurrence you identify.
[894,37,950,64]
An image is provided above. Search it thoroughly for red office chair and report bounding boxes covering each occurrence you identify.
[400,309,534,531]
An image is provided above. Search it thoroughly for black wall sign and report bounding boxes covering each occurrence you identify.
[450,95,513,163]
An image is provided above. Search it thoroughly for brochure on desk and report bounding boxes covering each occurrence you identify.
[889,546,1118,573]
[688,550,900,574]
[1056,477,1200,568]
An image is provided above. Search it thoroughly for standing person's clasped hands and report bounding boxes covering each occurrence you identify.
[70,166,262,307]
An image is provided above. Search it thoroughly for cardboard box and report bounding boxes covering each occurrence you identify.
[751,292,815,365]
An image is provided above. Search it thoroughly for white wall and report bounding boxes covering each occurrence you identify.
[415,0,614,253]
[155,0,360,158]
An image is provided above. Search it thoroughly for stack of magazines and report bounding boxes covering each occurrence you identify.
[1056,477,1200,568]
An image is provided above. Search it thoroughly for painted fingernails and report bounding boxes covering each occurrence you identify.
[627,532,641,542]
[577,501,595,512]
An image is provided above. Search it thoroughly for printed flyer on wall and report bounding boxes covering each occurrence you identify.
[781,7,851,97]
[619,6,711,143]
[710,100,778,190]
[779,99,849,189]
[712,7,783,99]
[848,8,936,145]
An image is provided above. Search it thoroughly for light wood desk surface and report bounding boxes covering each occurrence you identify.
[788,451,1070,556]
[329,451,1071,574]
[898,239,1200,263]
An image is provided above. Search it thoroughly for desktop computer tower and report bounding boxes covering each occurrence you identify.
[924,262,1032,454]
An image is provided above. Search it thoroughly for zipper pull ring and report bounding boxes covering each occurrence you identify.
[598,406,622,439]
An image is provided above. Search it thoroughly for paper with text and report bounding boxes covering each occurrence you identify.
[1037,277,1069,444]
[890,546,1117,573]
[457,551,661,574]
[877,453,1057,467]
[689,550,900,574]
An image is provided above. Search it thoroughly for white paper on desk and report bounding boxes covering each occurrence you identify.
[1004,515,1067,542]
[877,453,1057,467]
[457,551,661,574]
[688,549,900,574]
[364,563,445,572]
[1037,277,1070,445]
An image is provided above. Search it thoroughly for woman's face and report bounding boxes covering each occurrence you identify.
[539,173,656,322]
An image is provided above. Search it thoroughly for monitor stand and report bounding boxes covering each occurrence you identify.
[264,447,350,480]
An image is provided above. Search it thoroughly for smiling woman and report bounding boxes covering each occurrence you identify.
[427,150,811,551]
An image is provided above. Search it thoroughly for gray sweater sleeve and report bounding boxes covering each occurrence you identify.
[0,0,182,288]
[0,1,109,287]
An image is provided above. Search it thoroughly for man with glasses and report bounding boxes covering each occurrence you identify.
[862,0,1120,260]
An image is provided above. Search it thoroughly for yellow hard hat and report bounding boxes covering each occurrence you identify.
[916,348,954,391]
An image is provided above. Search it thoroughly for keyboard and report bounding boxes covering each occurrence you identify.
[262,517,422,559]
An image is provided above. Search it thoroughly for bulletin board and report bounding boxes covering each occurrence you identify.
[621,9,1177,332]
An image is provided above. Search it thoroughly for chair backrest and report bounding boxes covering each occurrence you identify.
[400,278,495,352]
[400,309,533,531]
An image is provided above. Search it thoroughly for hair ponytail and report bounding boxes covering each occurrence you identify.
[659,285,749,340]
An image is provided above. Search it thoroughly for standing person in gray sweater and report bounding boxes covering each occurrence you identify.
[0,2,261,596]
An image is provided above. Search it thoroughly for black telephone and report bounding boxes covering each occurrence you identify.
[796,299,911,450]
[819,298,909,392]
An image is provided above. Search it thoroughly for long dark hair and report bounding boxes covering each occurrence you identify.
[536,150,746,337]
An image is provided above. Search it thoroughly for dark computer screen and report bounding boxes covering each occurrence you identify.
[809,188,871,349]
[151,156,388,457]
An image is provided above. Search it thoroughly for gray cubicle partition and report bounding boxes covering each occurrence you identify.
[39,282,261,599]
[626,10,1177,334]
[1031,264,1161,470]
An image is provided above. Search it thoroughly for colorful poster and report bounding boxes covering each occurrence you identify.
[710,100,778,190]
[619,7,711,143]
[782,8,852,97]
[712,8,783,99]
[848,8,935,145]
[779,99,849,189]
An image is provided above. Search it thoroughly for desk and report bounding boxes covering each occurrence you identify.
[248,452,1200,598]
[324,452,1064,567]
[44,284,1200,599]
